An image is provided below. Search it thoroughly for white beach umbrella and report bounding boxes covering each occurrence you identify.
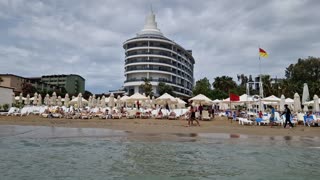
[128,93,147,108]
[151,96,155,108]
[262,95,280,102]
[96,97,101,108]
[44,94,50,105]
[212,99,221,104]
[313,95,319,112]
[108,93,115,108]
[25,94,30,105]
[64,94,70,107]
[88,96,92,108]
[302,83,310,104]
[279,95,285,112]
[37,94,42,106]
[189,94,213,105]
[128,93,147,101]
[293,93,301,112]
[33,92,38,105]
[176,98,186,108]
[285,98,294,105]
[101,96,106,108]
[92,95,97,107]
[77,93,83,108]
[156,93,177,105]
[19,93,23,104]
[51,92,57,106]
[117,95,121,108]
[57,96,62,106]
[70,95,88,107]
[120,95,129,102]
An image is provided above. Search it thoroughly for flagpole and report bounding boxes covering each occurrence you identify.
[259,45,262,113]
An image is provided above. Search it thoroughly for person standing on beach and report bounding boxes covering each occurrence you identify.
[188,105,200,127]
[198,103,203,120]
[281,104,294,128]
[165,102,170,112]
[270,106,275,127]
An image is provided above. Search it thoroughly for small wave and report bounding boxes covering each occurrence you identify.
[308,146,320,149]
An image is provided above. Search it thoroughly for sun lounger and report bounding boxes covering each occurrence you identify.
[126,110,136,119]
[140,112,151,119]
[112,112,122,119]
[168,112,177,120]
[201,110,211,121]
[20,107,29,116]
[81,113,92,119]
[72,113,81,119]
[238,117,253,125]
[304,115,316,127]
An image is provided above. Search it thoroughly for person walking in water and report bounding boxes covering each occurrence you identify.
[281,104,294,128]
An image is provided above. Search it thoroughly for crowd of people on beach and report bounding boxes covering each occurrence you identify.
[2,103,319,128]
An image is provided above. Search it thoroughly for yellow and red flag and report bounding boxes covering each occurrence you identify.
[259,48,268,58]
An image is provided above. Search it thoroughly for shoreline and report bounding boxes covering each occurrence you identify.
[0,115,319,137]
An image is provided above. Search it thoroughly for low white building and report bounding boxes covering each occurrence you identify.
[0,86,13,107]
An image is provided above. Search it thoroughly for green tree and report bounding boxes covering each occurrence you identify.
[158,82,173,96]
[0,77,3,83]
[83,90,93,99]
[192,78,212,98]
[211,89,228,100]
[261,75,273,97]
[285,56,320,96]
[139,79,153,96]
[21,82,37,97]
[212,76,237,93]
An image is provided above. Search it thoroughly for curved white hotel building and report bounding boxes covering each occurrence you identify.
[123,11,195,97]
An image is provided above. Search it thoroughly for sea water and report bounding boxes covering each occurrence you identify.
[0,125,319,180]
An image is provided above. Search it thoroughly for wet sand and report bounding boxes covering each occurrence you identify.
[0,115,319,136]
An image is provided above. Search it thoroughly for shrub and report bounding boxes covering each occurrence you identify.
[3,104,9,111]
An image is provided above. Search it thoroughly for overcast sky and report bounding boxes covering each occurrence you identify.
[1,0,320,93]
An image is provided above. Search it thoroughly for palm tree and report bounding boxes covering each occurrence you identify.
[139,79,153,96]
[212,76,237,93]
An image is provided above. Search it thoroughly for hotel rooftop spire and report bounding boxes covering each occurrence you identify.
[138,9,163,36]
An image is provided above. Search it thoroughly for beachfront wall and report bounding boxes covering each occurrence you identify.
[0,86,13,107]
[123,11,194,98]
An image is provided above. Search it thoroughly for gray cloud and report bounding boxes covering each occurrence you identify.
[1,0,320,93]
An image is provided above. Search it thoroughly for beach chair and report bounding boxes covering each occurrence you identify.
[168,111,177,120]
[303,115,316,127]
[126,110,136,119]
[1,107,15,116]
[238,117,253,125]
[20,107,30,116]
[12,108,21,116]
[112,111,122,119]
[80,112,92,119]
[297,113,304,125]
[201,110,211,121]
[72,113,81,119]
[141,112,151,119]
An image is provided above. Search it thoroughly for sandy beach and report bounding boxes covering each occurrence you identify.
[0,115,319,136]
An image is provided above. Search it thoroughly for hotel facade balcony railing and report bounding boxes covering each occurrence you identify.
[125,65,193,83]
[126,52,193,74]
[124,78,172,83]
[125,67,173,73]
[124,78,192,93]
